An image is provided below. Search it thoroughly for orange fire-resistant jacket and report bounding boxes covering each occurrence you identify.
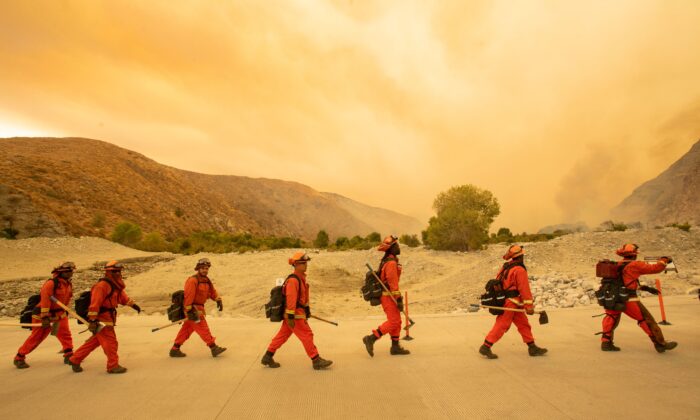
[183,274,220,316]
[619,258,668,291]
[284,270,310,319]
[499,264,534,310]
[87,273,133,325]
[380,256,402,298]
[36,274,73,320]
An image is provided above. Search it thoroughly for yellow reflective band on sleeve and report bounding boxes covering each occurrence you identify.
[294,315,307,319]
[87,311,98,316]
[184,305,192,310]
[40,308,50,313]
[285,310,296,315]
[523,300,534,304]
[508,298,524,306]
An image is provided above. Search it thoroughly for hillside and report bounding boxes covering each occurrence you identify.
[611,140,700,225]
[0,137,422,240]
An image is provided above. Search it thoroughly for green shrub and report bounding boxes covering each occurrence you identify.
[313,230,329,248]
[399,234,420,247]
[111,222,143,247]
[667,222,691,232]
[1,227,19,239]
[365,232,381,243]
[91,213,106,228]
[139,232,170,252]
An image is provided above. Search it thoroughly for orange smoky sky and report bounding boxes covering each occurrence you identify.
[1,0,699,233]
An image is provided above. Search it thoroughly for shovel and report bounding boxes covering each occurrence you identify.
[309,315,338,326]
[151,320,183,332]
[470,304,549,325]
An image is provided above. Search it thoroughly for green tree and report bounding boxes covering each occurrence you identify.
[496,227,512,237]
[365,232,381,243]
[139,231,169,252]
[335,236,349,248]
[111,222,143,247]
[423,184,500,251]
[313,230,330,248]
[399,234,420,247]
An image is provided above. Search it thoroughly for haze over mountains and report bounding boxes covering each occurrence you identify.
[611,139,700,226]
[0,137,423,240]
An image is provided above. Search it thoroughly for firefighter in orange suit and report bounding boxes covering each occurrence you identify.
[600,244,677,352]
[363,236,410,357]
[69,261,141,374]
[479,245,547,359]
[261,252,333,370]
[14,262,76,369]
[169,258,226,358]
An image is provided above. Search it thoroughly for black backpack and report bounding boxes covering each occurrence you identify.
[75,279,115,324]
[265,274,300,322]
[595,260,632,311]
[361,258,393,306]
[19,278,58,329]
[480,261,524,315]
[167,290,185,322]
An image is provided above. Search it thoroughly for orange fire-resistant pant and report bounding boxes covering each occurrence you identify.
[601,300,652,342]
[484,302,534,346]
[372,295,402,341]
[16,316,73,360]
[173,317,216,347]
[69,326,120,371]
[267,318,319,359]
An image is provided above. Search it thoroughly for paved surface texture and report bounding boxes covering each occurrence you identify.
[1,296,698,420]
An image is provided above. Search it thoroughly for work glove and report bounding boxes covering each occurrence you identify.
[660,256,673,264]
[286,318,296,329]
[88,320,99,334]
[217,299,223,312]
[187,310,199,322]
[304,306,311,319]
[525,307,535,315]
[396,297,404,313]
[41,317,51,329]
[131,304,141,314]
[640,285,660,295]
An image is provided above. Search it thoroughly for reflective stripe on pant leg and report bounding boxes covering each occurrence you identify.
[17,325,51,357]
[292,319,319,359]
[512,311,534,343]
[485,310,516,345]
[267,321,294,353]
[70,334,101,365]
[55,317,73,356]
[96,327,120,370]
[174,320,195,346]
[192,316,216,346]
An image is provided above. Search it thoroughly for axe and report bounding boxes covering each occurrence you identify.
[309,315,338,326]
[366,263,416,330]
[470,304,549,325]
[50,296,104,333]
[151,320,183,332]
[0,322,43,328]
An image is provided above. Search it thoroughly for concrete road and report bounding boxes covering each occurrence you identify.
[1,296,698,419]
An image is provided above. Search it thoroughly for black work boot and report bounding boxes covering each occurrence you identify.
[71,363,83,373]
[528,343,548,357]
[390,340,410,355]
[261,351,280,368]
[169,348,187,358]
[13,359,29,369]
[654,341,678,353]
[108,365,127,374]
[479,344,498,359]
[312,356,333,370]
[210,345,227,357]
[363,334,377,357]
[601,341,621,351]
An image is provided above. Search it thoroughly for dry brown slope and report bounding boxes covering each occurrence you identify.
[611,139,700,225]
[0,137,421,240]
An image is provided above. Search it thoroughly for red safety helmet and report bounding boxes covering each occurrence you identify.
[195,258,212,270]
[378,235,398,252]
[503,245,525,260]
[52,261,76,273]
[616,243,639,258]
[288,251,311,266]
[104,260,123,271]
